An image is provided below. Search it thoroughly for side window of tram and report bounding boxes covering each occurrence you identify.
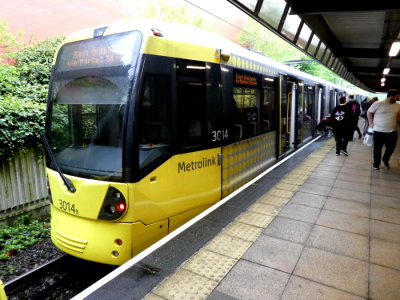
[138,74,173,172]
[261,77,276,133]
[139,74,172,146]
[176,59,206,147]
[232,87,260,140]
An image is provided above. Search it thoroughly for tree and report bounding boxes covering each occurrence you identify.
[236,18,353,87]
[237,18,306,63]
[144,0,214,31]
[0,19,23,60]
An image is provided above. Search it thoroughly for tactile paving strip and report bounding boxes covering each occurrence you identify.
[236,211,274,228]
[248,203,280,216]
[204,233,253,259]
[274,182,301,192]
[281,176,307,185]
[265,187,295,199]
[183,250,237,282]
[152,269,218,300]
[257,194,289,207]
[222,222,264,242]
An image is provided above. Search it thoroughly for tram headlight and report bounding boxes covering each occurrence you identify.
[98,187,127,220]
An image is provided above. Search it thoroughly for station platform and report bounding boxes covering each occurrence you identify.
[78,134,400,300]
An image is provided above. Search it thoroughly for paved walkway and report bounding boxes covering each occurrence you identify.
[144,133,400,300]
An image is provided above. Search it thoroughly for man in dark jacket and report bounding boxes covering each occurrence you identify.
[330,96,353,156]
[347,95,362,140]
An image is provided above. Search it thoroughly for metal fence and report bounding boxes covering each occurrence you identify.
[0,149,49,221]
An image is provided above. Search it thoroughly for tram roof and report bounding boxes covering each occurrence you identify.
[61,19,351,93]
[226,0,400,93]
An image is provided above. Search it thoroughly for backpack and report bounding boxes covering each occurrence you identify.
[351,102,361,117]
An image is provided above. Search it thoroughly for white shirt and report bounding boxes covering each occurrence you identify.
[368,99,400,132]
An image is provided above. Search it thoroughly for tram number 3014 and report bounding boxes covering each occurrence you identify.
[58,199,79,215]
[211,129,228,142]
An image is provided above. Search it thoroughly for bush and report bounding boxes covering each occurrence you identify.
[0,20,64,160]
[0,36,63,103]
[0,64,20,96]
[15,37,64,99]
[0,97,46,161]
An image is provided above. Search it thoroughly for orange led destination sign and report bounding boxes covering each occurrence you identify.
[235,73,258,86]
[56,31,139,72]
[65,47,123,69]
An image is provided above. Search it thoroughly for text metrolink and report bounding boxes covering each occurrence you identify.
[178,156,217,173]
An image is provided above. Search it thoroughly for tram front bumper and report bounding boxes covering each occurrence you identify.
[50,205,132,265]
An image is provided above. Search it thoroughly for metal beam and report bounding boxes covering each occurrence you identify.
[336,48,387,58]
[347,66,400,74]
[285,1,400,15]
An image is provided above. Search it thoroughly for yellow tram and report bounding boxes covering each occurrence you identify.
[45,19,350,265]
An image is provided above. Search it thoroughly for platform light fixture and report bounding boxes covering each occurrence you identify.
[383,67,390,75]
[389,41,400,57]
[187,65,206,70]
[381,77,386,83]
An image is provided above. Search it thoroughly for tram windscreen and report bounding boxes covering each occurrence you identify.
[47,31,141,181]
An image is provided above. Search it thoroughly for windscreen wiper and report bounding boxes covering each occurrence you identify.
[41,132,76,193]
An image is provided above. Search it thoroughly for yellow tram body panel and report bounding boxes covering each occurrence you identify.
[48,148,221,264]
[143,35,218,63]
[130,148,221,224]
[47,169,129,220]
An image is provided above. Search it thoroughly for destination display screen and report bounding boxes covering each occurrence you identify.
[56,31,140,72]
[233,69,259,88]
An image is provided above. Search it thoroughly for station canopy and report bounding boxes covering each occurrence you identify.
[226,0,400,93]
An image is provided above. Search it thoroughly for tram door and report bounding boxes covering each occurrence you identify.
[329,89,337,112]
[317,86,323,123]
[279,75,297,156]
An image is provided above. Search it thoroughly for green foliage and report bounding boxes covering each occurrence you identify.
[237,18,306,63]
[236,18,355,87]
[0,20,63,160]
[0,18,63,103]
[15,37,63,87]
[0,36,63,103]
[0,63,50,103]
[144,0,215,31]
[297,62,343,84]
[0,97,46,161]
[0,64,20,95]
[0,19,23,59]
[0,215,50,261]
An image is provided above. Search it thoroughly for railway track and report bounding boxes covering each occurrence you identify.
[4,254,116,299]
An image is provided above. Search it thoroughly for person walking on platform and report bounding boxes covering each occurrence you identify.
[361,97,378,135]
[367,89,400,169]
[347,95,362,140]
[331,96,353,156]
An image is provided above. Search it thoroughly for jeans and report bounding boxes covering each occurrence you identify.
[373,131,398,166]
[334,131,349,154]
